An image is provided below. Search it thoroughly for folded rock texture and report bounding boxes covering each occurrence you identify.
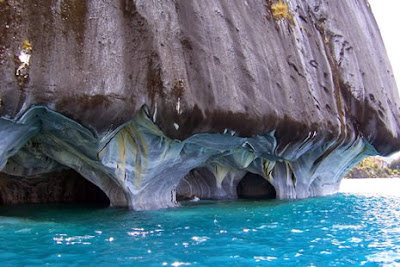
[0,0,399,209]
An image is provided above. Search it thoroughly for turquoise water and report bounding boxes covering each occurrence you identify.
[1,194,400,266]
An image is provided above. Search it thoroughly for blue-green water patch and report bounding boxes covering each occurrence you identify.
[1,194,400,266]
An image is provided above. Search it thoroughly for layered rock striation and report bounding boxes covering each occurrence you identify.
[0,0,399,209]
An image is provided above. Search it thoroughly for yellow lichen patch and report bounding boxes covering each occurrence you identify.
[214,164,230,188]
[271,1,291,21]
[263,159,276,179]
[16,40,33,81]
[22,40,32,52]
[118,131,127,178]
[232,149,255,169]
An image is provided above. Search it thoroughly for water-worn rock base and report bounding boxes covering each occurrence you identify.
[0,106,376,210]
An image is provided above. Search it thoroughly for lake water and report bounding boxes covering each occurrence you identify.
[1,179,400,266]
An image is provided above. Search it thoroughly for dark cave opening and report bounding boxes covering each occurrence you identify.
[0,169,110,206]
[237,172,276,199]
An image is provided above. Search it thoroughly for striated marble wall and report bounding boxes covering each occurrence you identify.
[0,0,399,209]
[0,106,376,209]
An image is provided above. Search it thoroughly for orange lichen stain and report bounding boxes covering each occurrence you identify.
[22,40,32,51]
[271,1,291,21]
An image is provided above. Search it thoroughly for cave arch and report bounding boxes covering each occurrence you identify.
[237,172,276,199]
[176,167,244,201]
[176,168,216,201]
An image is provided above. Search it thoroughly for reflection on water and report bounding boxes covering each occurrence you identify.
[0,181,399,265]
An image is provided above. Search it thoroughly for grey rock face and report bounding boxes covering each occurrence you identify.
[0,0,399,209]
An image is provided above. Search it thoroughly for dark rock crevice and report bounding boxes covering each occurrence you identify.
[237,172,276,200]
[0,169,110,205]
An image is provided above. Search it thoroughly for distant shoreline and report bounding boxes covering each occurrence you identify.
[345,157,400,179]
[340,178,400,196]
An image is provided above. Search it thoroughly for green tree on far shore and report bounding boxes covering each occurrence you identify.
[345,157,400,178]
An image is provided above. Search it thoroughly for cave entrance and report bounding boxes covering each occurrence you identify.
[60,169,111,206]
[175,168,212,202]
[0,169,110,206]
[237,172,276,199]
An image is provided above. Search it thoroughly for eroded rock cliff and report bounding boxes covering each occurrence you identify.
[0,0,399,209]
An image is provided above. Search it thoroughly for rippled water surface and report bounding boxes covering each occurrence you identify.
[1,193,400,266]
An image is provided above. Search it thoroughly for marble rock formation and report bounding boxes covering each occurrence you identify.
[0,0,399,209]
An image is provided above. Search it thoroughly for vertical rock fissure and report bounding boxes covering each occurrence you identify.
[310,14,348,169]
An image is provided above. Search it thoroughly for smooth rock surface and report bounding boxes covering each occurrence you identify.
[0,0,399,209]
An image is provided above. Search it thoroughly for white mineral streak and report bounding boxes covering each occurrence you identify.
[16,49,31,77]
[176,98,182,115]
